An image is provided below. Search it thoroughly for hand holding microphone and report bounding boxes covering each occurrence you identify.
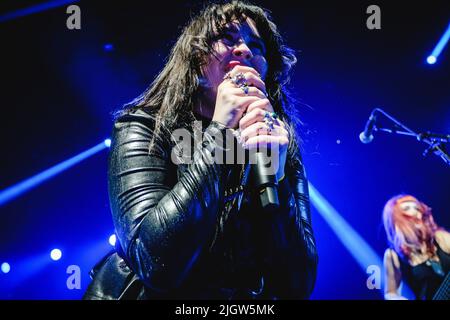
[213,65,289,210]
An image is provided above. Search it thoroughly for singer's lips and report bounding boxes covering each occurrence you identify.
[224,61,248,72]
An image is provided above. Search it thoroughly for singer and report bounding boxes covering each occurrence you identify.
[83,0,317,300]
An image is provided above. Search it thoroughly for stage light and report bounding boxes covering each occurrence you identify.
[308,184,383,271]
[309,183,416,299]
[50,249,62,261]
[1,262,10,274]
[427,22,450,64]
[103,44,114,52]
[0,0,80,23]
[109,234,116,247]
[0,140,109,207]
[427,55,437,64]
[104,139,111,148]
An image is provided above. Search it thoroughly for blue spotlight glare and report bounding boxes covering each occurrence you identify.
[427,22,450,64]
[309,183,416,299]
[50,249,62,261]
[1,262,11,274]
[0,0,80,23]
[427,55,437,64]
[0,140,109,207]
[308,183,382,270]
[103,43,114,52]
[104,138,112,148]
[109,234,116,247]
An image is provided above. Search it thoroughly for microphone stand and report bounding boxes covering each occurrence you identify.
[369,108,450,166]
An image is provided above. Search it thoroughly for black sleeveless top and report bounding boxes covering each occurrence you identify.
[398,239,450,300]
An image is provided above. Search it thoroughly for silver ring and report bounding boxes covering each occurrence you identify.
[264,116,275,131]
[240,85,249,95]
[231,72,248,87]
[264,111,278,127]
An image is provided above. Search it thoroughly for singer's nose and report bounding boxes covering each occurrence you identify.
[232,41,253,61]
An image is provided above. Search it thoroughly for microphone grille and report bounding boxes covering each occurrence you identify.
[359,131,374,144]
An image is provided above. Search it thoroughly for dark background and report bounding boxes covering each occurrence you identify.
[0,0,449,299]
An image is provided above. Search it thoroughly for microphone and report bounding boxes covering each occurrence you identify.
[251,147,279,211]
[359,112,378,144]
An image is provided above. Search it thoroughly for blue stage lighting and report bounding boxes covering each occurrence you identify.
[109,234,116,246]
[1,262,11,274]
[427,55,437,64]
[308,183,416,299]
[104,139,112,148]
[103,44,114,52]
[50,249,62,261]
[0,140,109,207]
[0,0,80,23]
[427,22,450,64]
[309,183,383,270]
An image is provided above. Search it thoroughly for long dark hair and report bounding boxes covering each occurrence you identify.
[115,0,302,154]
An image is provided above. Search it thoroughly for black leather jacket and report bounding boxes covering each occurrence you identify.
[83,108,318,300]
